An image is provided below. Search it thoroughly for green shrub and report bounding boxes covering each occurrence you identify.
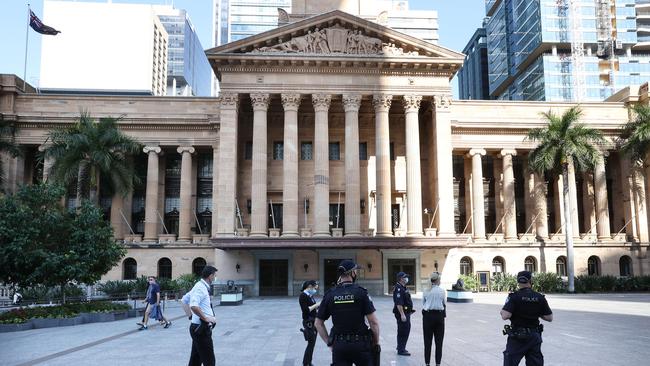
[491,273,517,292]
[158,278,180,292]
[175,273,199,292]
[133,276,149,294]
[0,301,130,324]
[21,284,85,302]
[97,281,135,297]
[458,274,478,292]
[532,272,562,293]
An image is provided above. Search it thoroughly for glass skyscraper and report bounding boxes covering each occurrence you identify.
[214,0,292,46]
[463,0,650,101]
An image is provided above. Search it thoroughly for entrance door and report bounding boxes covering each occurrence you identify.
[259,259,288,296]
[387,259,416,292]
[323,258,347,291]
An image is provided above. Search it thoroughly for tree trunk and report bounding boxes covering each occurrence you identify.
[76,160,91,207]
[562,164,575,293]
[61,282,66,304]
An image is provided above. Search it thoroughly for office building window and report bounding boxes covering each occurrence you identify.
[329,142,340,160]
[301,142,313,160]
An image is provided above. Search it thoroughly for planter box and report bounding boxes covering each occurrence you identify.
[58,315,84,327]
[220,292,243,306]
[88,312,115,323]
[0,322,33,333]
[113,311,129,321]
[128,309,138,318]
[32,318,60,329]
[424,228,437,237]
[192,234,210,244]
[269,228,281,237]
[236,228,250,237]
[331,228,344,237]
[158,234,176,244]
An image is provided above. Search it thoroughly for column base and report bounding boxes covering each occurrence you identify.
[407,231,424,237]
[344,231,362,237]
[215,232,236,238]
[281,231,300,238]
[249,232,268,238]
[175,239,191,244]
[436,231,456,238]
[375,231,393,238]
[313,231,331,237]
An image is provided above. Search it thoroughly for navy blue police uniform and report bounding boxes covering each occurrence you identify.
[299,280,319,366]
[317,263,376,366]
[502,272,553,366]
[392,272,413,355]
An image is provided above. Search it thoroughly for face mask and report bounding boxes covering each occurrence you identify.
[307,289,317,296]
[404,277,409,284]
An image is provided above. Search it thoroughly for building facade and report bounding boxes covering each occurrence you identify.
[39,0,168,96]
[2,11,649,296]
[213,0,292,46]
[155,7,213,97]
[458,25,490,100]
[479,0,650,102]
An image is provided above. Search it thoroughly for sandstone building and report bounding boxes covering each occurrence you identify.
[1,11,648,295]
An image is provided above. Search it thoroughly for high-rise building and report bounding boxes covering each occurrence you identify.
[458,24,489,100]
[155,6,213,97]
[470,0,650,102]
[213,0,292,46]
[40,0,168,96]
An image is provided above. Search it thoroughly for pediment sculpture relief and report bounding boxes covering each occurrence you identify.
[251,25,419,56]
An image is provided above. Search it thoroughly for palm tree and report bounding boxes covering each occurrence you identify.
[43,112,142,205]
[0,118,21,192]
[527,106,604,293]
[619,104,650,163]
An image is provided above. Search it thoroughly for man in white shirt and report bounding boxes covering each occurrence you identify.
[188,265,217,366]
[421,272,446,366]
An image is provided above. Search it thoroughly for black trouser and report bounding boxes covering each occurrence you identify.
[395,312,411,352]
[302,320,317,366]
[332,339,372,366]
[188,323,215,366]
[422,310,445,365]
[503,331,543,366]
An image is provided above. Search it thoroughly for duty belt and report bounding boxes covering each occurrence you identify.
[334,334,372,342]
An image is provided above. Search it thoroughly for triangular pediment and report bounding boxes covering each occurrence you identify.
[207,10,464,65]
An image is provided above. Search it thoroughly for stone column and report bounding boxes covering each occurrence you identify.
[250,93,270,237]
[216,93,239,237]
[468,148,486,239]
[582,172,597,236]
[500,149,517,239]
[633,166,650,243]
[343,94,362,236]
[432,95,456,236]
[38,144,54,182]
[373,94,393,237]
[177,146,195,241]
[312,93,332,237]
[211,143,219,237]
[567,161,580,236]
[403,94,424,236]
[110,194,126,240]
[143,146,161,241]
[554,175,565,234]
[534,172,549,239]
[281,93,301,237]
[594,154,611,239]
[523,158,536,234]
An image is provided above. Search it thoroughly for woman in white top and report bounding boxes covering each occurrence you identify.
[421,272,446,366]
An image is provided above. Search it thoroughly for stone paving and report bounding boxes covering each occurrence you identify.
[1,293,649,365]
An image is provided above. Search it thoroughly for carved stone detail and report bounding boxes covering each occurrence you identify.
[312,93,332,111]
[177,146,196,155]
[250,93,270,111]
[143,146,162,154]
[251,25,419,56]
[217,92,239,108]
[342,94,362,111]
[372,94,393,111]
[281,93,301,111]
[402,94,422,112]
[432,94,452,110]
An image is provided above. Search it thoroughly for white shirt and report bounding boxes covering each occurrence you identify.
[189,279,214,324]
[422,285,446,311]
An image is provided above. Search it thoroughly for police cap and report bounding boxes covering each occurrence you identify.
[517,271,532,283]
[396,271,409,279]
[337,259,362,275]
[301,280,318,291]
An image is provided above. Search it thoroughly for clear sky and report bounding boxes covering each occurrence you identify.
[0,0,486,94]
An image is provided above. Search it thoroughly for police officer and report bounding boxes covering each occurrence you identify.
[299,280,320,366]
[393,271,413,356]
[314,259,380,366]
[500,271,553,366]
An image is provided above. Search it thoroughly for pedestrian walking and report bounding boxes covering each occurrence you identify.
[314,259,380,366]
[501,271,553,366]
[188,265,218,366]
[12,291,22,305]
[422,272,446,366]
[392,271,413,356]
[299,280,320,366]
[138,276,171,330]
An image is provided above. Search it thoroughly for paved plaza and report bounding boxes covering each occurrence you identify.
[1,293,649,366]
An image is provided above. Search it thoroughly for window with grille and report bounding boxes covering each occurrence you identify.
[123,258,137,280]
[301,142,313,160]
[390,142,395,161]
[158,258,172,279]
[587,256,601,276]
[556,256,567,277]
[192,258,206,277]
[492,257,505,274]
[524,256,537,273]
[359,142,368,160]
[619,256,632,276]
[460,257,473,275]
[329,142,340,160]
[273,142,284,160]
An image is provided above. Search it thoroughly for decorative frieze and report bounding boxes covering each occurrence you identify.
[432,94,452,110]
[372,94,393,111]
[250,92,270,111]
[403,94,422,112]
[281,93,301,111]
[311,93,332,111]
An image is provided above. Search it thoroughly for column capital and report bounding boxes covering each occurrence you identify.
[217,92,239,108]
[342,94,362,111]
[499,149,517,157]
[143,146,162,154]
[251,92,270,111]
[281,93,301,111]
[312,93,331,111]
[467,148,486,157]
[372,94,393,111]
[177,146,196,155]
[432,94,452,110]
[402,94,422,112]
[38,143,51,152]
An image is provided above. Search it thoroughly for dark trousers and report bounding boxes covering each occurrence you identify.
[302,321,317,366]
[503,331,543,366]
[395,312,411,352]
[188,323,215,366]
[422,310,445,365]
[332,340,372,366]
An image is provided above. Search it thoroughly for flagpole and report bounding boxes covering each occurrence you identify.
[23,3,30,91]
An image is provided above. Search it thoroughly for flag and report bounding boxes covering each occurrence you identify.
[29,9,60,35]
